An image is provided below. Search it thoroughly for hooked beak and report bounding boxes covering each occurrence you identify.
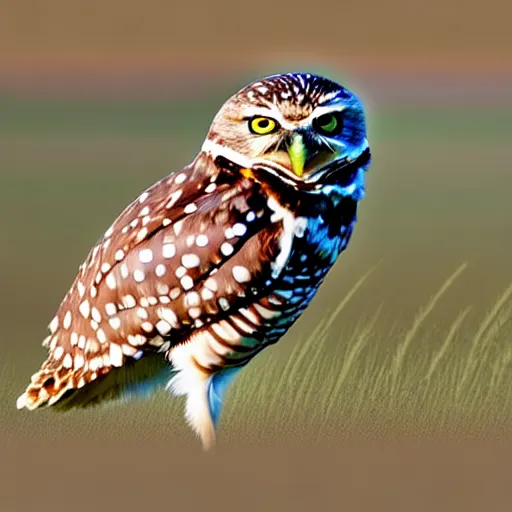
[287,133,307,178]
[258,130,341,180]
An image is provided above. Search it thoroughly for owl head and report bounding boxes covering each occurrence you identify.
[202,72,370,186]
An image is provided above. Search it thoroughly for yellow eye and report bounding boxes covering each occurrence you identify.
[249,116,278,135]
[313,112,343,136]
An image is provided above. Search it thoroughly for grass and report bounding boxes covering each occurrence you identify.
[219,262,512,442]
[3,262,512,444]
[2,97,511,445]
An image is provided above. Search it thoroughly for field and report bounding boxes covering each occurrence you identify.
[2,76,512,509]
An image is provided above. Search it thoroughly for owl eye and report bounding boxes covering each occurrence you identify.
[312,112,343,136]
[249,116,279,135]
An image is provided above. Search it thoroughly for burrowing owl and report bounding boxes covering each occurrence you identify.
[17,72,372,450]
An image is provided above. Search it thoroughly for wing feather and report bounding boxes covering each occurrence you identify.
[17,154,286,410]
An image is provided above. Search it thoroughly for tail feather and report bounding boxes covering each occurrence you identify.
[17,365,81,410]
[17,353,170,411]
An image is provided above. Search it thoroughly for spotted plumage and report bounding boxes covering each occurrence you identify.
[17,72,372,450]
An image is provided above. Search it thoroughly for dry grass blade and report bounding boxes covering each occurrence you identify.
[389,262,468,402]
[367,354,391,403]
[284,261,380,392]
[285,319,326,389]
[254,262,381,431]
[457,280,512,400]
[495,345,512,390]
[261,333,308,426]
[424,306,472,382]
[317,260,383,338]
[288,331,330,420]
[322,307,381,421]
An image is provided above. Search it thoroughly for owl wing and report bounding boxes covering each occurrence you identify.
[17,156,290,410]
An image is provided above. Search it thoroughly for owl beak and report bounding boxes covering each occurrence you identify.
[287,133,308,178]
[263,131,334,179]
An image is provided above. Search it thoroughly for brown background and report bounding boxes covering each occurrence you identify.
[2,1,512,511]
[1,0,511,71]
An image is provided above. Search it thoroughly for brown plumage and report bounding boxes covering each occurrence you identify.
[17,72,372,450]
[19,155,283,404]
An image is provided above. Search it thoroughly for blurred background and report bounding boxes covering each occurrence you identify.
[1,1,512,510]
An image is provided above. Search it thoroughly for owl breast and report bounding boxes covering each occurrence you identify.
[260,194,358,343]
[179,191,358,379]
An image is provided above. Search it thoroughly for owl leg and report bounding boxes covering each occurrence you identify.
[166,342,243,450]
[165,360,215,450]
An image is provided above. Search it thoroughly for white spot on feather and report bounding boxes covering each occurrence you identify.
[267,197,295,279]
[91,307,101,323]
[97,329,107,344]
[182,253,200,269]
[77,281,86,298]
[174,220,184,236]
[106,273,117,290]
[74,354,85,370]
[49,316,59,333]
[105,303,117,316]
[136,227,148,242]
[232,265,251,283]
[184,203,197,214]
[63,311,72,330]
[181,275,194,290]
[139,249,153,263]
[159,307,179,328]
[196,234,208,247]
[201,287,214,301]
[133,269,145,283]
[123,295,137,308]
[166,190,182,209]
[63,353,73,368]
[141,322,153,333]
[233,223,247,237]
[220,243,233,256]
[163,243,176,259]
[156,320,172,335]
[109,343,124,367]
[155,264,167,277]
[109,317,121,330]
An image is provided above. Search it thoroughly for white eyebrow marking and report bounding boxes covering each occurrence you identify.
[311,105,346,119]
